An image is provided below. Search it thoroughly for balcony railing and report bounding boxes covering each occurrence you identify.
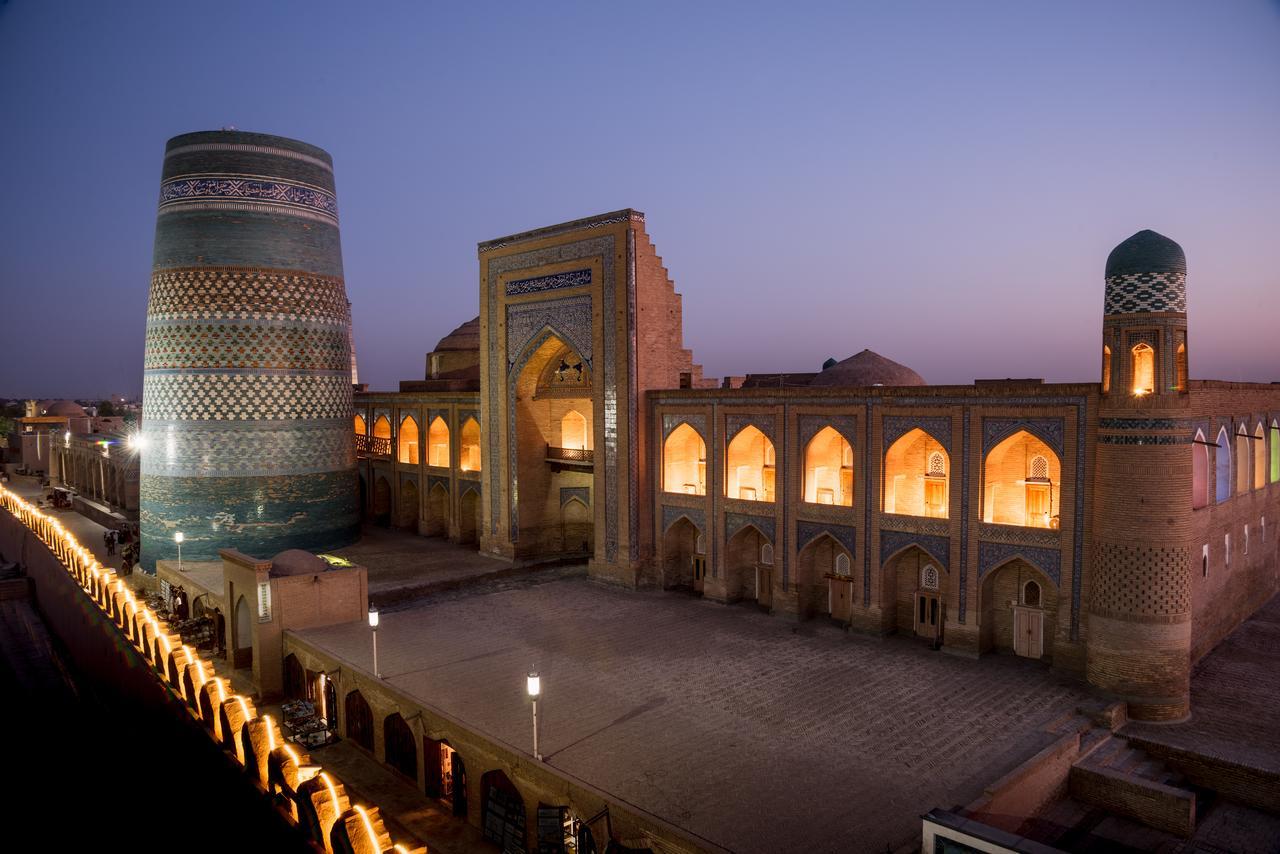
[546,445,594,466]
[355,434,391,457]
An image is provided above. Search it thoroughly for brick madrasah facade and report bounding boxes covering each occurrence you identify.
[351,207,1280,723]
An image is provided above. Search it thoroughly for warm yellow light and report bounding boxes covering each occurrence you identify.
[320,771,342,814]
[265,715,277,750]
[353,805,380,849]
[283,745,302,767]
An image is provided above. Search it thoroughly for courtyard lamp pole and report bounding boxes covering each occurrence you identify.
[369,606,380,678]
[527,670,542,761]
[174,531,184,572]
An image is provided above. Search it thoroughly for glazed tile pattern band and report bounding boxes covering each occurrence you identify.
[144,321,350,371]
[148,268,349,325]
[159,174,338,224]
[143,372,352,421]
[164,142,333,172]
[1104,272,1187,314]
[141,421,354,478]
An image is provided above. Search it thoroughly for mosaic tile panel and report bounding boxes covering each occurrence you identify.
[159,174,338,225]
[561,486,590,507]
[140,420,353,478]
[726,414,776,444]
[142,372,352,421]
[795,521,856,557]
[147,268,349,326]
[798,414,858,448]
[981,417,1064,456]
[506,268,591,296]
[662,413,708,440]
[883,414,952,452]
[977,540,1062,587]
[880,529,950,571]
[662,505,705,534]
[506,295,594,367]
[143,321,350,371]
[427,475,450,494]
[1104,271,1187,315]
[725,512,775,544]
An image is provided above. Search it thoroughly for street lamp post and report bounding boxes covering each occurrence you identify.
[369,606,380,678]
[174,531,184,572]
[527,670,542,761]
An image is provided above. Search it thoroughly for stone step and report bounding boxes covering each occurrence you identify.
[1069,737,1196,837]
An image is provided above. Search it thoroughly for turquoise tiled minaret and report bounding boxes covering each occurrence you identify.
[140,130,359,570]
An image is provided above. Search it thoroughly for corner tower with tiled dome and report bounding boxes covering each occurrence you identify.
[1089,228,1194,722]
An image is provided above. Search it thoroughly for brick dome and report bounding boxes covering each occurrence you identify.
[270,549,328,577]
[808,350,925,387]
[1105,230,1185,278]
[434,316,480,352]
[43,399,85,417]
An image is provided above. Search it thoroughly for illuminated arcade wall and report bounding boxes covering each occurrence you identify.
[140,130,359,570]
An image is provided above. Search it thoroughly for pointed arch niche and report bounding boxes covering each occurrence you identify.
[725,425,775,503]
[982,430,1061,529]
[428,416,450,467]
[398,415,420,465]
[803,426,853,506]
[883,428,948,518]
[663,423,707,495]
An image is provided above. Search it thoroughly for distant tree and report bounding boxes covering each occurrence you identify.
[97,400,117,417]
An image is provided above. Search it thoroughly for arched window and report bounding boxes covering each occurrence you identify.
[1254,424,1266,490]
[883,428,948,518]
[725,425,776,502]
[1272,421,1279,484]
[835,553,851,576]
[428,416,450,467]
[695,533,706,555]
[1176,343,1187,392]
[760,543,774,565]
[1215,426,1232,503]
[345,690,373,751]
[663,423,706,495]
[1192,430,1209,509]
[398,416,420,464]
[1023,580,1041,608]
[460,417,481,472]
[1236,425,1251,495]
[982,431,1061,528]
[1131,343,1155,395]
[373,415,392,440]
[803,426,853,506]
[561,410,588,451]
[921,565,939,590]
[354,414,367,436]
[1101,345,1111,393]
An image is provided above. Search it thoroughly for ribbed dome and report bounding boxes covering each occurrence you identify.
[270,549,328,577]
[808,350,925,387]
[434,316,480,352]
[44,400,85,417]
[1105,230,1186,278]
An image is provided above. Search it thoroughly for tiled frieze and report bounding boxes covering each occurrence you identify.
[1104,271,1187,314]
[140,419,353,478]
[142,372,352,421]
[880,529,950,571]
[159,174,339,225]
[143,320,350,371]
[977,540,1062,587]
[147,268,349,326]
[506,268,591,297]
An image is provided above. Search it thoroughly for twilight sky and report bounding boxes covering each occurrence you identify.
[1,1,1277,398]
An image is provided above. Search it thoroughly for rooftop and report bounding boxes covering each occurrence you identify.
[294,576,1094,852]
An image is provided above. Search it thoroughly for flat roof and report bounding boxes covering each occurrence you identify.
[294,577,1093,852]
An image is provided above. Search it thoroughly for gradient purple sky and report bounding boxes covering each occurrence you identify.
[1,2,1277,398]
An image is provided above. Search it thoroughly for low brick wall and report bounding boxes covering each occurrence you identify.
[965,732,1080,832]
[284,631,728,853]
[1125,735,1280,815]
[1069,764,1195,837]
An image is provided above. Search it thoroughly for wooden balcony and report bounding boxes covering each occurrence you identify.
[355,434,391,457]
[546,445,594,470]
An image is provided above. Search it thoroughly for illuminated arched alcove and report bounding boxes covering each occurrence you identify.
[982,430,1061,529]
[883,428,948,518]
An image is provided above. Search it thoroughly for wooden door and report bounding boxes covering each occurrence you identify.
[915,592,941,639]
[692,555,706,594]
[1013,607,1044,658]
[757,566,773,608]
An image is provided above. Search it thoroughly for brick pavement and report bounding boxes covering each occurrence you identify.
[296,580,1095,853]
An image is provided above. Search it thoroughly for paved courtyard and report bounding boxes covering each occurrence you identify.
[296,578,1095,853]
